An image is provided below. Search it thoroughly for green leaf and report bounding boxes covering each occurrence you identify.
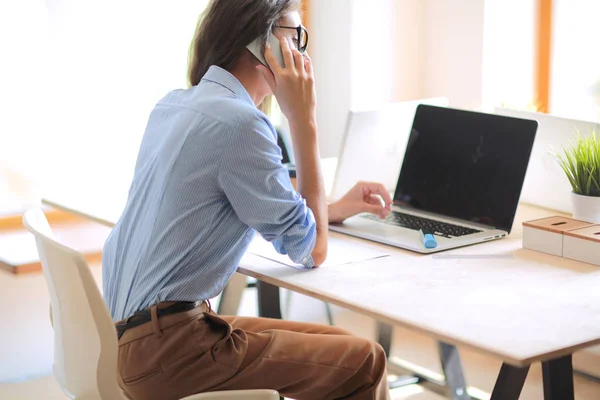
[552,129,600,196]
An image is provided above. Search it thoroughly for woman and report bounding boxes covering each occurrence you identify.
[102,0,392,399]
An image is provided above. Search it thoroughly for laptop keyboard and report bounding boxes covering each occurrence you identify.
[362,211,482,238]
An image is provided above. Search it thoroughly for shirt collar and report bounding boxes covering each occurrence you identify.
[201,65,255,106]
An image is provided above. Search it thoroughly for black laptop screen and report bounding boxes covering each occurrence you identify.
[393,105,537,233]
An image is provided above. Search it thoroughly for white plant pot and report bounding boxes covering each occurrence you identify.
[571,192,600,223]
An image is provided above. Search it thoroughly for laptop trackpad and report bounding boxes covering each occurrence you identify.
[333,215,424,242]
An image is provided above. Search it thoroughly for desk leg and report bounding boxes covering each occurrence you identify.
[438,342,470,400]
[376,321,394,357]
[542,355,574,400]
[489,363,530,400]
[377,325,475,398]
[257,281,283,319]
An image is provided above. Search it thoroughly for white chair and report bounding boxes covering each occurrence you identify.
[23,208,280,400]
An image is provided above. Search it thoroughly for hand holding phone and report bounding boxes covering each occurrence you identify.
[248,35,316,129]
[246,33,285,68]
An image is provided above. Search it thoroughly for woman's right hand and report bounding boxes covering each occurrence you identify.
[256,37,316,130]
[258,37,327,266]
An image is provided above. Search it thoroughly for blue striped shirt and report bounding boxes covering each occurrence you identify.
[102,66,316,321]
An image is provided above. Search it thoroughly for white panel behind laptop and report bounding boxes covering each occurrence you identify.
[494,108,600,213]
[332,98,449,200]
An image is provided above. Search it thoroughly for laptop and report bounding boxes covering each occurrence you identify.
[494,107,600,213]
[331,98,449,200]
[329,105,538,253]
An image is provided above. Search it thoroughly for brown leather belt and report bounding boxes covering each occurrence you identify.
[116,301,204,339]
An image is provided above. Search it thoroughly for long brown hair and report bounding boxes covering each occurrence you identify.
[188,0,299,109]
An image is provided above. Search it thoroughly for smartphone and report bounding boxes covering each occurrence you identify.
[246,33,285,68]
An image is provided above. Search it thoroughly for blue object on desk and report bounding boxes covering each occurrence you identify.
[419,229,437,249]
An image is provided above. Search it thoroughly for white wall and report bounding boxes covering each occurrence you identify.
[550,0,600,122]
[310,0,541,158]
[310,0,353,158]
[349,0,395,111]
[311,0,489,158]
[482,0,536,111]
[0,1,49,212]
[421,0,486,110]
[392,0,426,103]
[1,1,210,213]
[46,1,206,186]
[0,0,541,211]
[311,0,423,158]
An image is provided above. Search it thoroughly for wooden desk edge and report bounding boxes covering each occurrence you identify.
[42,198,116,228]
[237,266,600,368]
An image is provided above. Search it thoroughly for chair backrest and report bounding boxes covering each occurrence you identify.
[23,208,125,400]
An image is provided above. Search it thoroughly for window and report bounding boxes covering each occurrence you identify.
[482,0,537,112]
[0,0,49,213]
[549,0,600,122]
[1,0,209,213]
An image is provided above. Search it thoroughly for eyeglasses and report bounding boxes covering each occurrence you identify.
[273,24,309,54]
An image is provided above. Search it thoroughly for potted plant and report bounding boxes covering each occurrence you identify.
[553,130,600,222]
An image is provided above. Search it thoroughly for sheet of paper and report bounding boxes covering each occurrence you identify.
[247,235,390,269]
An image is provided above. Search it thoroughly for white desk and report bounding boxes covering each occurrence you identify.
[42,183,600,400]
[241,206,600,365]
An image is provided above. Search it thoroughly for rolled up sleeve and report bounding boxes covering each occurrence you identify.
[218,114,316,267]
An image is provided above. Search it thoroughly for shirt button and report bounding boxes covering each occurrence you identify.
[303,257,308,263]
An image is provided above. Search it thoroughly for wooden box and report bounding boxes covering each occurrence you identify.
[522,217,594,256]
[563,225,600,266]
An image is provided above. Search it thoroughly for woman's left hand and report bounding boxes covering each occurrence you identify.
[328,182,393,223]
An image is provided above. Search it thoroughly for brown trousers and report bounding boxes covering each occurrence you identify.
[116,302,390,400]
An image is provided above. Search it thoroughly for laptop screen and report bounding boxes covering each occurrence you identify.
[393,105,537,233]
